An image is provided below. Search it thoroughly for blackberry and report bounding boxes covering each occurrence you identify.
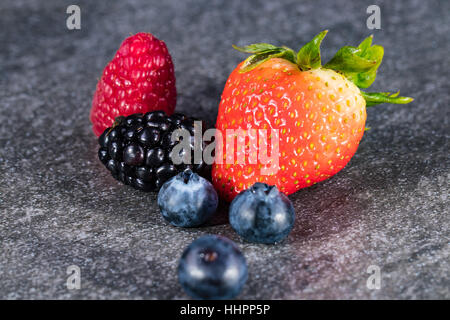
[98,111,207,192]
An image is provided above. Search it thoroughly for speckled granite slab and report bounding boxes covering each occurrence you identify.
[0,0,448,299]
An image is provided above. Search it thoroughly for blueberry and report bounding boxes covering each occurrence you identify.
[229,182,295,244]
[157,170,218,227]
[178,235,248,300]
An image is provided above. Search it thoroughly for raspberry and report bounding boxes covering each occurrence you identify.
[98,111,206,191]
[90,33,176,136]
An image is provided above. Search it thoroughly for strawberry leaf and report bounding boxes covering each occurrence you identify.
[235,45,297,73]
[232,43,280,54]
[238,49,286,73]
[324,46,378,72]
[358,35,373,52]
[297,30,328,71]
[361,91,413,107]
[324,35,384,88]
[279,46,297,65]
[231,32,413,108]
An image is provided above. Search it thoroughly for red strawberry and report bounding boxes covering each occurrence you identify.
[212,31,413,201]
[90,32,176,136]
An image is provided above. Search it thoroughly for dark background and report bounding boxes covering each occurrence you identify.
[0,0,448,299]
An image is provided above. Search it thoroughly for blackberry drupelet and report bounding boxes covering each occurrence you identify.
[98,111,207,192]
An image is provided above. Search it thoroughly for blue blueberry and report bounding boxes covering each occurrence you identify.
[157,170,218,227]
[229,182,295,244]
[178,235,248,300]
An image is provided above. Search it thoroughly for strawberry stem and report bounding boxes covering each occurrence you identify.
[232,31,413,106]
[361,91,414,107]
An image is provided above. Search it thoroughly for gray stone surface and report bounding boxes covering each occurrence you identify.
[0,0,449,299]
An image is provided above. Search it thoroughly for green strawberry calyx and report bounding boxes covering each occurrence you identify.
[233,30,413,107]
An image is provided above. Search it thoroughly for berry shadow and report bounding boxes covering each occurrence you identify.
[286,175,368,244]
[204,200,230,227]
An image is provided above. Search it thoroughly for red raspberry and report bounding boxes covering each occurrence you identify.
[90,33,176,136]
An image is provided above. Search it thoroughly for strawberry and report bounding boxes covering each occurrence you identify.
[90,32,176,136]
[212,31,413,201]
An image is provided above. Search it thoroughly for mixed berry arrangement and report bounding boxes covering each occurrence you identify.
[90,31,412,299]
